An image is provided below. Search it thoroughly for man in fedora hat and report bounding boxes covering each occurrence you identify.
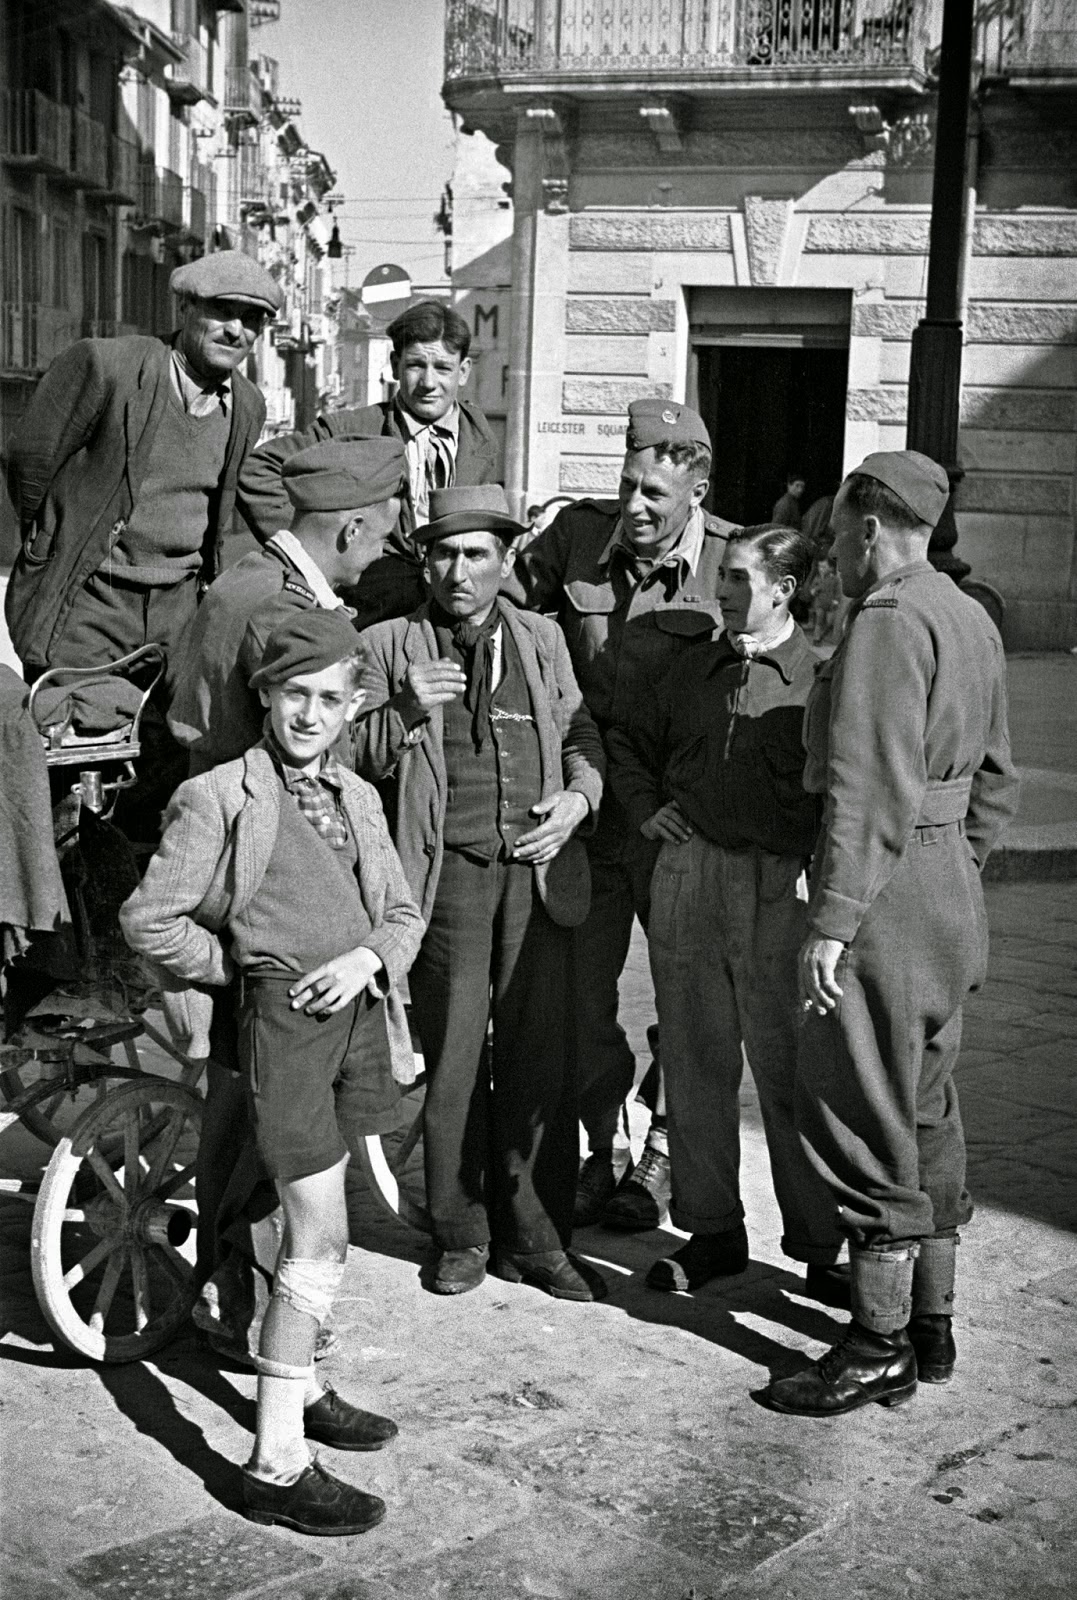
[353,485,606,1301]
[4,250,282,700]
[764,451,1019,1418]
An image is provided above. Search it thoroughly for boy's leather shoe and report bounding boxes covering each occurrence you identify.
[574,1151,623,1228]
[908,1314,956,1383]
[497,1248,608,1302]
[646,1227,749,1292]
[433,1244,489,1295]
[764,1322,917,1416]
[242,1459,386,1536]
[304,1385,398,1451]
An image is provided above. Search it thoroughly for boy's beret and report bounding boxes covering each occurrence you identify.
[249,608,360,689]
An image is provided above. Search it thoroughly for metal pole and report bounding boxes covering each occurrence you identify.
[905,0,976,582]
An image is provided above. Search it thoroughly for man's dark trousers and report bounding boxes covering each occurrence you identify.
[796,821,986,1246]
[574,798,659,1149]
[409,847,578,1254]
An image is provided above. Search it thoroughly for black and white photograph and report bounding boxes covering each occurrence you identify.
[0,0,1074,1594]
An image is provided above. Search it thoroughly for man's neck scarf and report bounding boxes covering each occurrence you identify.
[431,600,501,752]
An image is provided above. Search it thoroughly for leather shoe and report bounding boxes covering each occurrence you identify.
[908,1314,956,1383]
[574,1151,623,1228]
[646,1226,749,1292]
[242,1458,386,1536]
[601,1143,671,1232]
[803,1263,851,1310]
[433,1244,489,1295]
[496,1248,608,1302]
[304,1385,398,1451]
[764,1321,918,1416]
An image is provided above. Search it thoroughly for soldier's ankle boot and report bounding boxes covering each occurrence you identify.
[909,1233,958,1383]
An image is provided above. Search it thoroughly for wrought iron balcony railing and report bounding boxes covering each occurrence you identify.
[0,89,72,174]
[444,0,939,81]
[103,134,140,204]
[72,109,108,188]
[978,0,1077,77]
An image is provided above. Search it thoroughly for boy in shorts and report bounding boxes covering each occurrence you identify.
[121,607,425,1535]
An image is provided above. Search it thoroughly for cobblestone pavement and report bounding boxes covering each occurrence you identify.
[2,875,1075,1600]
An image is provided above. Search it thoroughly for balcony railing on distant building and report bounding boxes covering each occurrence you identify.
[159,166,184,228]
[168,31,210,104]
[0,89,72,174]
[224,66,263,123]
[185,182,208,242]
[445,0,937,78]
[72,110,108,188]
[137,162,185,229]
[978,0,1077,76]
[103,134,140,204]
[238,141,270,208]
[0,303,86,375]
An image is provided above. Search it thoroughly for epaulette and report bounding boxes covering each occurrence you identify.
[281,577,317,603]
[703,512,738,539]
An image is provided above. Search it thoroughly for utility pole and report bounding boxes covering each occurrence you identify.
[905,0,976,582]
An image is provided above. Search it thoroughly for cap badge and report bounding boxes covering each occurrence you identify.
[661,408,678,424]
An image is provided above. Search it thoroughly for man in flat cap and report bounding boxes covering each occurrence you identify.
[3,250,282,702]
[122,607,424,1534]
[170,437,407,774]
[238,300,500,630]
[507,397,737,1233]
[165,436,405,1361]
[764,450,1020,1418]
[354,486,606,1302]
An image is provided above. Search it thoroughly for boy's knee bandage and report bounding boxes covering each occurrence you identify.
[254,1355,314,1381]
[274,1257,345,1326]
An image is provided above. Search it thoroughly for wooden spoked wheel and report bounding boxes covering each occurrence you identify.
[32,1078,201,1362]
[0,1024,144,1148]
[357,1072,430,1234]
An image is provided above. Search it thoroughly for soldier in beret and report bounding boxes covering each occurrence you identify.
[4,250,283,702]
[239,300,500,631]
[170,437,407,774]
[507,398,737,1233]
[122,607,424,1534]
[764,450,1020,1418]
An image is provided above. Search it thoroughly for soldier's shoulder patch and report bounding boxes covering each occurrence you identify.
[282,578,316,603]
[861,596,899,610]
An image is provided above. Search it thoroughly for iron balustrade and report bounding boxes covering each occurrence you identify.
[0,88,72,173]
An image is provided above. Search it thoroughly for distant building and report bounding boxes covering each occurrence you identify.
[443,0,1077,649]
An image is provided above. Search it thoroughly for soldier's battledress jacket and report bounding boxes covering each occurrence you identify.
[804,559,1020,943]
[508,499,738,737]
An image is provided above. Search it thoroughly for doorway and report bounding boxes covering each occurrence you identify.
[688,287,851,527]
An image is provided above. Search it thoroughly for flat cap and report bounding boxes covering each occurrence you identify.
[415,485,526,546]
[170,250,284,312]
[626,397,711,454]
[852,450,950,528]
[282,439,408,512]
[249,607,360,689]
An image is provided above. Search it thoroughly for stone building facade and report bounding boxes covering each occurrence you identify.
[443,0,1077,649]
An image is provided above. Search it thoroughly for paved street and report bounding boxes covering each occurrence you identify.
[1,652,1075,1598]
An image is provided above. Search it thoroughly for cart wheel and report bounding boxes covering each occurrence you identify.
[355,1073,430,1234]
[1,1022,144,1148]
[32,1078,201,1363]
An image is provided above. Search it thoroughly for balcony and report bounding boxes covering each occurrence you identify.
[0,304,82,377]
[0,89,72,176]
[136,163,185,230]
[168,32,211,105]
[72,109,109,189]
[184,183,208,242]
[444,0,940,92]
[224,65,264,124]
[101,134,140,204]
[978,0,1077,82]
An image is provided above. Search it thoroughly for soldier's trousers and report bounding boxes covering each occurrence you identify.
[574,806,660,1149]
[796,821,987,1247]
[650,836,844,1262]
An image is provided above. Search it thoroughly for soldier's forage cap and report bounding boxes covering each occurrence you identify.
[282,439,407,512]
[415,485,526,546]
[626,397,711,453]
[170,250,284,313]
[249,607,359,690]
[853,450,950,529]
